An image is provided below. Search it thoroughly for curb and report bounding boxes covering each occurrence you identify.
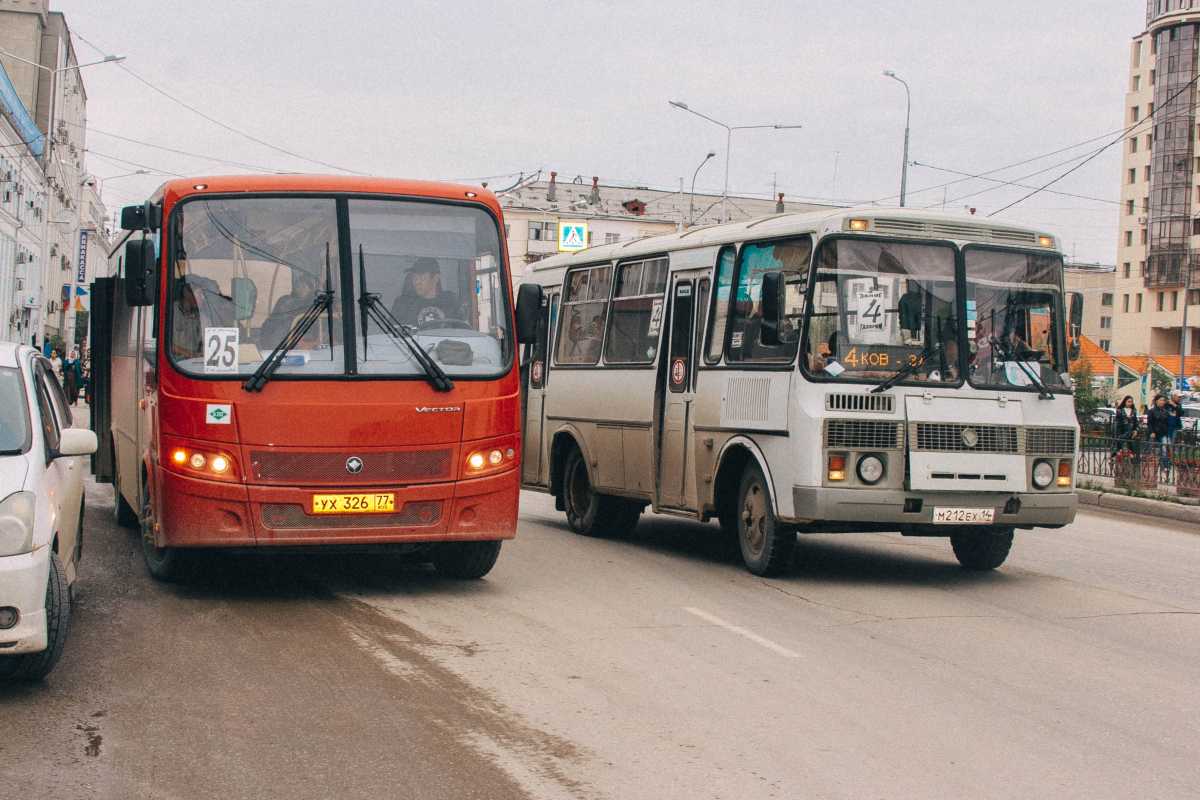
[1075,488,1200,525]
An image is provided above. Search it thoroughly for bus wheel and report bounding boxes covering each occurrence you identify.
[139,474,191,582]
[950,526,1014,570]
[737,461,794,576]
[0,552,70,681]
[562,447,632,538]
[431,540,502,579]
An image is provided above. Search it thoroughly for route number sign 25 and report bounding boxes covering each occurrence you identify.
[204,327,239,374]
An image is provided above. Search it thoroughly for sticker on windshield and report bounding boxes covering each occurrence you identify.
[825,360,845,376]
[204,327,239,374]
[206,404,232,425]
[855,290,887,340]
[647,298,664,337]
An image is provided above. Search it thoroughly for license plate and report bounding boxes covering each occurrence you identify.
[932,506,995,525]
[312,493,395,514]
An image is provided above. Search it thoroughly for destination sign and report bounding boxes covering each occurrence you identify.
[835,343,935,372]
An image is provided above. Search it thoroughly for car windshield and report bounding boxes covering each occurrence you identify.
[802,239,960,384]
[167,196,511,380]
[0,367,31,454]
[965,248,1068,390]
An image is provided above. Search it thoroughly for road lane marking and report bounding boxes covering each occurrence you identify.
[683,607,800,658]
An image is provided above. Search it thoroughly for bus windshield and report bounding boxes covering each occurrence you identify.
[803,238,960,384]
[167,196,511,380]
[965,247,1068,390]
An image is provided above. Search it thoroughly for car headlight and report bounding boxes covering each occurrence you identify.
[1032,460,1055,490]
[0,491,35,556]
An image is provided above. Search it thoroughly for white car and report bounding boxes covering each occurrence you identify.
[0,341,96,680]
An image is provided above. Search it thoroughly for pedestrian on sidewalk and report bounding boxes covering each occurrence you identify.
[1113,395,1140,458]
[48,348,62,383]
[81,350,91,406]
[62,349,82,405]
[1148,393,1172,469]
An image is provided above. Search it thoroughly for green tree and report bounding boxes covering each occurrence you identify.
[1151,363,1173,397]
[1071,358,1099,424]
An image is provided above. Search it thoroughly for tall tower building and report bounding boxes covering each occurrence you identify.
[1115,1,1200,357]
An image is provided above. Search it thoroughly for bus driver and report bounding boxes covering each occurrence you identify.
[392,257,462,328]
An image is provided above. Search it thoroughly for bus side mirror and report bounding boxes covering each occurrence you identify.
[124,239,157,307]
[1068,291,1083,361]
[515,283,543,344]
[232,277,258,321]
[120,202,162,232]
[760,272,784,347]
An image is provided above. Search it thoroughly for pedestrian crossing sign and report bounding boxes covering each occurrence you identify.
[558,221,588,252]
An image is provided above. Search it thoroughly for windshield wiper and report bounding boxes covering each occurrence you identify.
[356,245,453,393]
[243,245,335,393]
[989,334,1054,399]
[870,342,942,394]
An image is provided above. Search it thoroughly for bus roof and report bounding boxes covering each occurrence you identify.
[526,206,1061,279]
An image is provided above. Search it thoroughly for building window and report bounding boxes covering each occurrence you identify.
[1146,166,1153,181]
[1149,102,1155,115]
[1138,293,1144,312]
[1142,229,1149,244]
[604,233,620,244]
[1143,197,1150,211]
[1132,106,1140,122]
[1129,168,1138,185]
[1158,292,1165,311]
[1102,293,1114,306]
[1100,340,1111,352]
[1131,138,1139,155]
[1126,231,1134,246]
[1140,261,1147,276]
[1124,294,1130,312]
[1128,199,1136,215]
[1190,289,1200,305]
[1136,40,1143,67]
[528,221,558,241]
[1173,291,1179,310]
[1100,316,1112,329]
[1133,75,1142,92]
[1124,262,1132,278]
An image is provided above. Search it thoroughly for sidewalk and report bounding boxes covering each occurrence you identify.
[1076,487,1200,526]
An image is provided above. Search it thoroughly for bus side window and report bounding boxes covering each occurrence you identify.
[555,266,611,365]
[726,236,812,363]
[694,279,710,390]
[605,257,668,364]
[705,248,736,363]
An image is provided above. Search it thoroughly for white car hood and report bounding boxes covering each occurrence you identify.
[0,454,29,495]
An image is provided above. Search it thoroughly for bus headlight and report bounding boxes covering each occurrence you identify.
[857,455,884,485]
[1032,460,1055,489]
[0,491,35,557]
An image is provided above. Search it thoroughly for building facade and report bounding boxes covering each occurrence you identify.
[1064,262,1117,351]
[497,174,837,284]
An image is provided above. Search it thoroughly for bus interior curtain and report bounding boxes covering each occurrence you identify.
[89,277,116,482]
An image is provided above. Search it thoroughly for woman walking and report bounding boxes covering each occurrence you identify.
[1113,395,1140,455]
[1148,393,1173,470]
[62,348,82,405]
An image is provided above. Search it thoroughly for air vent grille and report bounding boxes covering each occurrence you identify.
[912,423,1020,453]
[869,217,1043,246]
[824,419,903,450]
[1025,427,1076,455]
[825,393,894,413]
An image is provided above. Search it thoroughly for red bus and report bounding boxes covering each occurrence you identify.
[90,176,541,581]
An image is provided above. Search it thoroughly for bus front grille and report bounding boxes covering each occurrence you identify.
[249,449,454,484]
[912,423,1020,453]
[260,503,442,529]
[1025,427,1076,455]
[825,393,895,413]
[824,419,903,450]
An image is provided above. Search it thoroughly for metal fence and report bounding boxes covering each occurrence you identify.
[1078,430,1200,491]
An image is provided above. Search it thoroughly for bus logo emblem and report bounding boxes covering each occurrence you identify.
[346,457,363,474]
[961,428,978,448]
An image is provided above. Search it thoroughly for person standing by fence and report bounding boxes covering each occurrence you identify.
[1113,395,1140,457]
[1148,394,1172,470]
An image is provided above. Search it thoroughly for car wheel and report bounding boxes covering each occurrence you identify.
[140,473,191,582]
[431,540,502,579]
[0,552,71,681]
[737,461,795,576]
[562,447,636,538]
[950,526,1014,570]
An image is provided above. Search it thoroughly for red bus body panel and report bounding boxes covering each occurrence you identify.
[141,176,519,548]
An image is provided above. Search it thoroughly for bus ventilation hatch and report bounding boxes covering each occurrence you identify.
[825,393,894,413]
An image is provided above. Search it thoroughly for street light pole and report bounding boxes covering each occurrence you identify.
[0,47,123,350]
[883,70,911,207]
[689,151,716,227]
[669,101,801,222]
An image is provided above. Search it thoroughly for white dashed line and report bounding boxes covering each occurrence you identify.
[683,607,800,658]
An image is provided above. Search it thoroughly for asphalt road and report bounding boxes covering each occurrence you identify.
[2,480,1198,800]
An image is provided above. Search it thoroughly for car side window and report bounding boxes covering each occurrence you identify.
[33,365,62,453]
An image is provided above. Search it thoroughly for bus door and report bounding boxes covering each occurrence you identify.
[658,273,707,509]
[522,290,557,486]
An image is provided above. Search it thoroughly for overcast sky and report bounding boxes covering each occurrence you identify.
[54,0,1143,264]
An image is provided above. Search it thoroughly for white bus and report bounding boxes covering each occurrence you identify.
[519,207,1082,575]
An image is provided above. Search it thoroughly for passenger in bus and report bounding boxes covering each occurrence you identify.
[898,281,922,344]
[391,258,462,329]
[261,274,317,347]
[171,282,203,361]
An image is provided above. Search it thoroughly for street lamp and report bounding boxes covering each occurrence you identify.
[0,47,124,350]
[669,100,801,222]
[883,70,911,207]
[97,169,149,200]
[689,151,716,227]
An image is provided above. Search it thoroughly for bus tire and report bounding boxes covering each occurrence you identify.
[737,461,794,576]
[950,526,1014,570]
[562,447,631,538]
[113,462,138,528]
[139,473,192,582]
[431,540,502,579]
[0,552,70,681]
